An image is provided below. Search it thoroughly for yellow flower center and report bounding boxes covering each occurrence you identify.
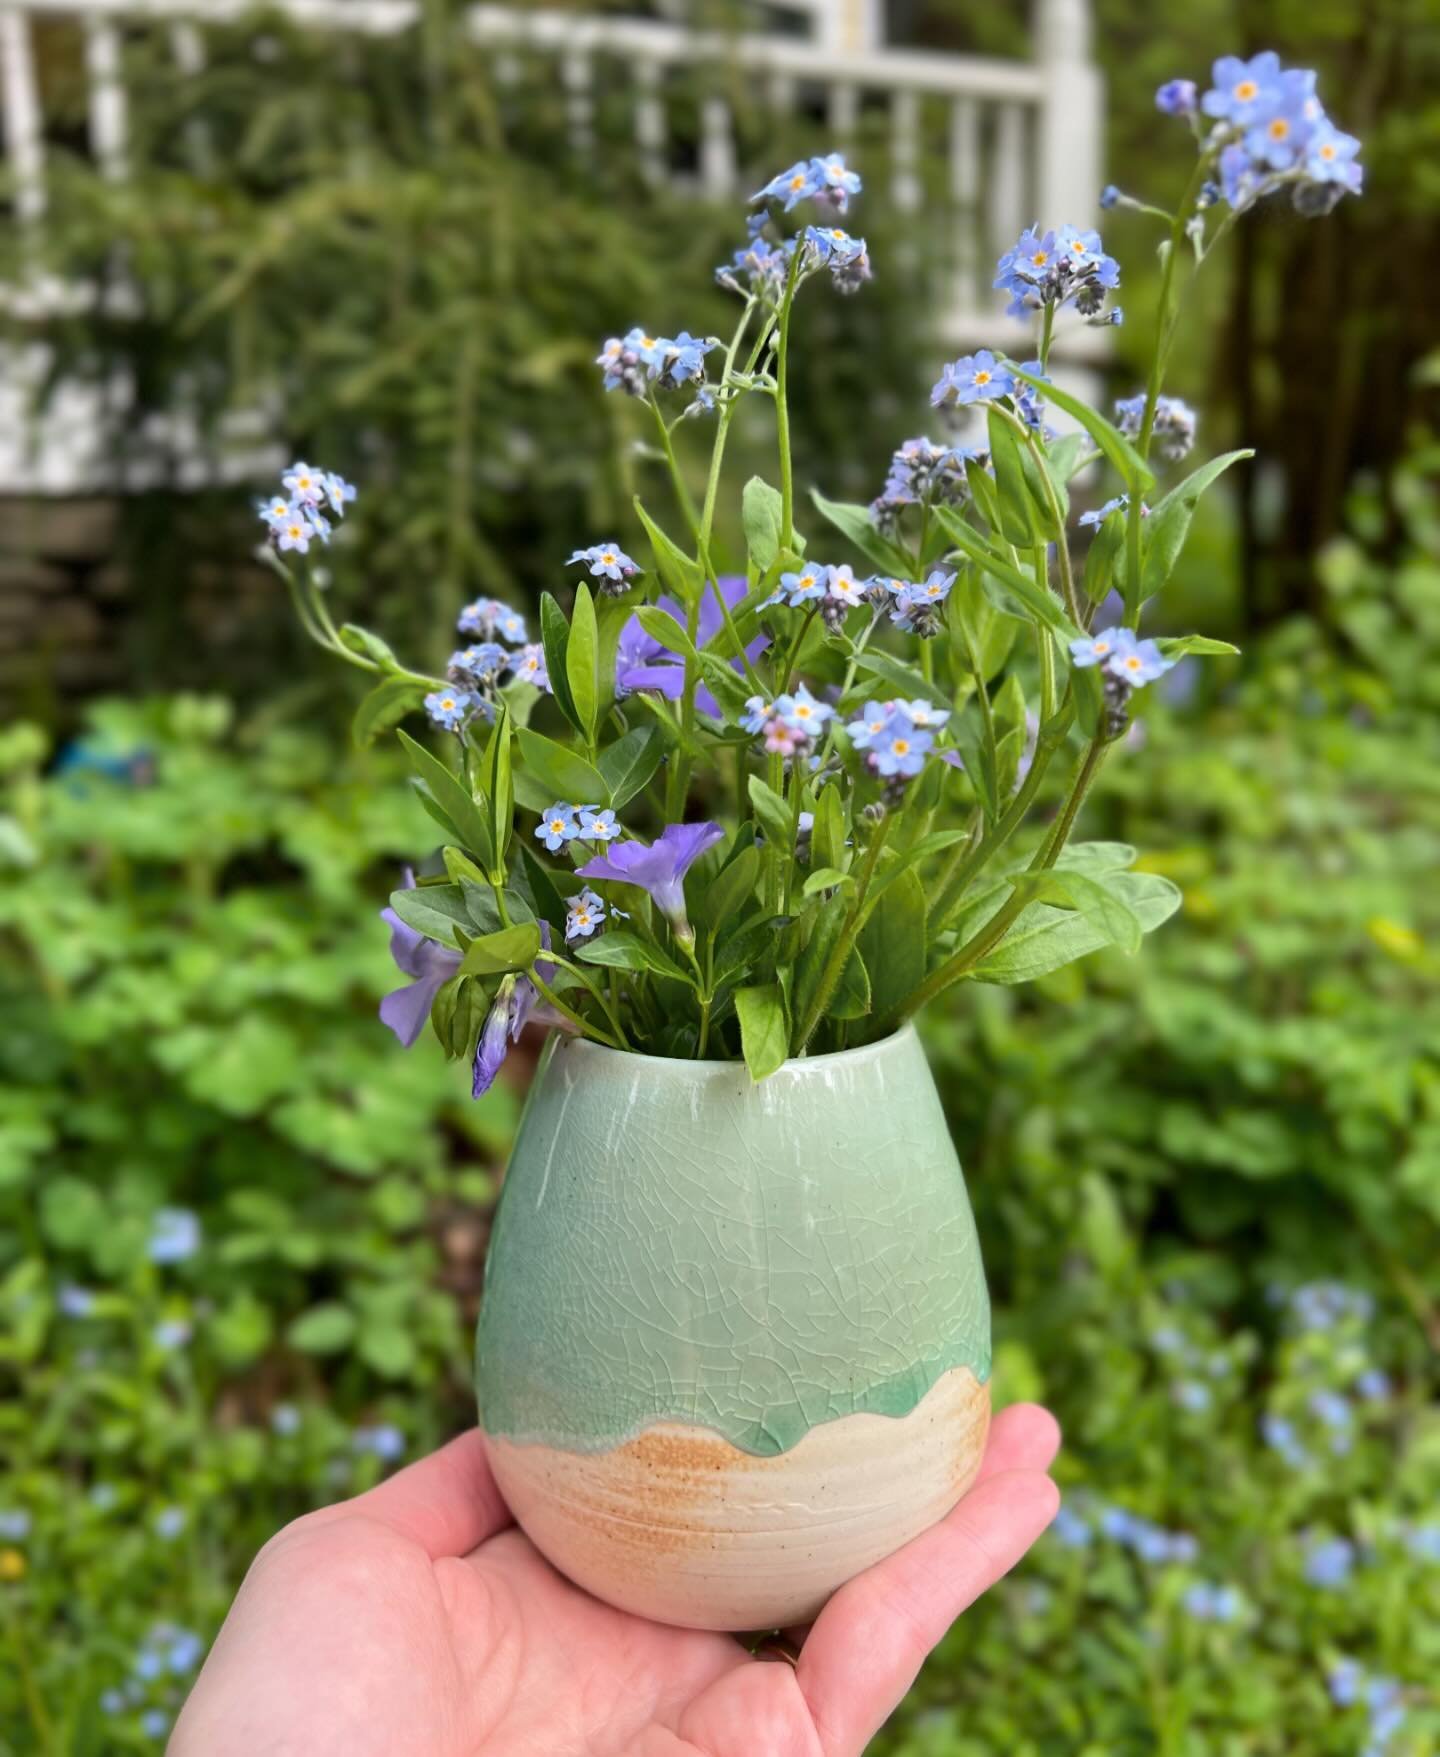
[1320,142,1336,160]
[1269,118,1289,140]
[441,697,455,711]
[601,551,616,564]
[790,173,806,189]
[795,704,812,719]
[1031,251,1048,266]
[974,370,991,386]
[550,819,565,832]
[640,335,655,349]
[831,230,846,240]
[1124,656,1141,671]
[892,739,910,756]
[1235,79,1258,101]
[1094,640,1111,654]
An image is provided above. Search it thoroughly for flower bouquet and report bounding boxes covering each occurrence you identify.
[260,52,1361,1631]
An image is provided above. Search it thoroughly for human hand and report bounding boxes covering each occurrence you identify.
[171,1406,1060,1756]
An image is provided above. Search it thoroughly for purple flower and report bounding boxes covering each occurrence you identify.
[379,879,463,1048]
[615,576,766,719]
[472,924,553,1099]
[1156,78,1198,115]
[577,821,724,947]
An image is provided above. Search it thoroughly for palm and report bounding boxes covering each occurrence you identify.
[173,1409,1060,1757]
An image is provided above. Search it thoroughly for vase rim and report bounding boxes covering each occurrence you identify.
[548,1020,920,1078]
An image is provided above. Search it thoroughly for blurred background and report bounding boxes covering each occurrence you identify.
[1,0,1438,1750]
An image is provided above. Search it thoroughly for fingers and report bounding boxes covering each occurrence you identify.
[344,1428,514,1559]
[796,1465,1060,1757]
[972,1401,1062,1483]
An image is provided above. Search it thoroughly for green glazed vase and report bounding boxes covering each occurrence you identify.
[475,1023,991,1631]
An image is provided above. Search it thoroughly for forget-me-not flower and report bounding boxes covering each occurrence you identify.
[535,805,580,853]
[931,350,1014,408]
[149,1209,201,1265]
[568,543,639,585]
[578,807,620,843]
[564,886,608,943]
[424,689,473,732]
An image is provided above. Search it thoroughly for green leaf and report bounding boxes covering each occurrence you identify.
[635,605,696,662]
[1158,634,1242,659]
[287,1303,356,1354]
[809,489,912,577]
[802,866,854,896]
[1045,432,1092,483]
[987,408,1046,547]
[483,702,514,873]
[1141,450,1253,601]
[387,881,471,946]
[747,774,794,848]
[743,477,784,574]
[859,866,927,1020]
[540,592,582,735]
[566,581,600,741]
[338,623,400,668]
[396,730,495,870]
[635,497,703,607]
[458,922,541,977]
[516,845,569,935]
[866,830,969,906]
[1009,868,1144,955]
[811,783,847,872]
[1008,365,1156,493]
[352,677,425,747]
[696,651,754,722]
[576,930,693,987]
[852,651,948,708]
[970,870,1182,984]
[598,723,668,809]
[734,983,790,1081]
[949,701,998,823]
[1081,510,1126,604]
[515,728,607,807]
[830,942,871,1021]
[701,842,760,928]
[935,508,1078,637]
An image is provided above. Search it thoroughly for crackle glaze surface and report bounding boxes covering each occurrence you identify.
[475,1026,990,1455]
[486,1364,991,1630]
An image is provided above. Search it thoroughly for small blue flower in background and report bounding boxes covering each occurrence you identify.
[457,596,528,642]
[1307,1388,1353,1431]
[1099,183,1121,209]
[803,225,872,291]
[535,805,580,853]
[845,701,900,753]
[152,1318,192,1351]
[772,684,834,738]
[1305,120,1363,186]
[323,470,357,515]
[153,1507,187,1540]
[271,507,315,554]
[148,1208,201,1265]
[1261,1412,1309,1466]
[449,643,508,686]
[752,158,825,210]
[741,694,774,735]
[650,331,717,389]
[90,1483,118,1510]
[100,1689,128,1715]
[1050,1505,1093,1548]
[512,643,550,690]
[1403,1523,1440,1563]
[1354,1367,1391,1401]
[932,350,1014,408]
[1303,1535,1356,1588]
[353,1424,405,1462]
[1111,637,1175,687]
[1182,1582,1243,1623]
[565,886,608,943]
[994,225,1120,319]
[424,688,473,732]
[1174,1380,1213,1413]
[0,1510,31,1540]
[270,1402,301,1435]
[282,460,324,504]
[1202,52,1284,124]
[1244,76,1316,170]
[1012,359,1050,430]
[1288,1281,1374,1331]
[1078,495,1131,530]
[1155,78,1198,115]
[58,1284,95,1316]
[140,1709,170,1739]
[1115,392,1198,460]
[1070,626,1130,666]
[568,542,640,584]
[578,807,620,843]
[1329,1656,1364,1706]
[902,699,950,730]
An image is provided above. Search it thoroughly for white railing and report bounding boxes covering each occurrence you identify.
[0,0,1105,493]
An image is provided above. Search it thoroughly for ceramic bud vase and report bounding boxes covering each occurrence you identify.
[475,1024,991,1632]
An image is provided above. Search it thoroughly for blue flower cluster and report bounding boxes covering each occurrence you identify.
[257,461,357,555]
[1115,392,1198,460]
[1160,53,1363,214]
[568,541,641,590]
[752,152,862,214]
[352,1423,405,1462]
[596,328,718,399]
[426,596,548,732]
[1328,1659,1409,1757]
[869,435,981,531]
[1070,626,1174,689]
[743,683,835,759]
[1052,1498,1199,1566]
[534,803,622,853]
[994,224,1121,321]
[717,153,870,304]
[801,224,873,293]
[930,354,1049,430]
[1181,1581,1244,1623]
[99,1620,206,1735]
[564,886,609,943]
[845,698,951,779]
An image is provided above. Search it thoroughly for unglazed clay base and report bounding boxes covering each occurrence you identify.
[485,1365,991,1631]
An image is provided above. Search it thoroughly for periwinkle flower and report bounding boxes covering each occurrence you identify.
[471,924,553,1100]
[152,1318,192,1351]
[577,821,725,948]
[148,1209,201,1266]
[270,1402,301,1436]
[1261,1412,1309,1466]
[1174,1380,1213,1413]
[1308,1389,1353,1431]
[379,880,462,1047]
[616,575,766,718]
[1354,1367,1392,1401]
[58,1284,95,1317]
[140,1709,170,1739]
[1182,1582,1243,1623]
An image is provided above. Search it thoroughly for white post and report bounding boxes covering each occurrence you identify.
[84,11,127,181]
[1034,0,1101,231]
[0,6,45,220]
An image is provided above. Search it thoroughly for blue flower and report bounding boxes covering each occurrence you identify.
[1308,1389,1353,1430]
[270,1402,301,1435]
[994,226,1119,318]
[1354,1367,1392,1401]
[568,542,639,584]
[741,694,775,735]
[766,564,828,609]
[100,1689,127,1715]
[353,1424,405,1462]
[1329,1657,1365,1707]
[153,1506,187,1539]
[1404,1524,1440,1563]
[1013,358,1050,430]
[534,804,580,853]
[576,821,725,947]
[424,688,473,732]
[1182,1582,1243,1623]
[1202,52,1284,124]
[152,1318,192,1351]
[140,1710,170,1739]
[322,470,357,516]
[889,570,956,636]
[578,807,620,843]
[810,151,863,213]
[1078,496,1131,531]
[773,683,834,738]
[845,701,899,753]
[164,1628,205,1673]
[872,714,934,779]
[752,158,825,210]
[564,886,608,943]
[457,597,527,642]
[270,506,317,554]
[0,1510,31,1540]
[281,460,325,505]
[900,698,950,729]
[472,933,552,1099]
[1099,184,1121,209]
[1051,1505,1092,1547]
[649,331,717,390]
[511,643,550,691]
[870,437,977,529]
[449,643,508,685]
[1174,1380,1213,1413]
[148,1209,201,1265]
[932,350,1014,408]
[1305,120,1363,189]
[1244,75,1317,170]
[1261,1412,1309,1466]
[1115,393,1198,461]
[825,564,867,611]
[803,225,872,290]
[1155,78,1198,115]
[1110,636,1174,687]
[1303,1535,1356,1588]
[58,1284,95,1317]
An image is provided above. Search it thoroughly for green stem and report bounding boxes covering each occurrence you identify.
[647,391,701,537]
[774,244,805,551]
[792,813,892,1054]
